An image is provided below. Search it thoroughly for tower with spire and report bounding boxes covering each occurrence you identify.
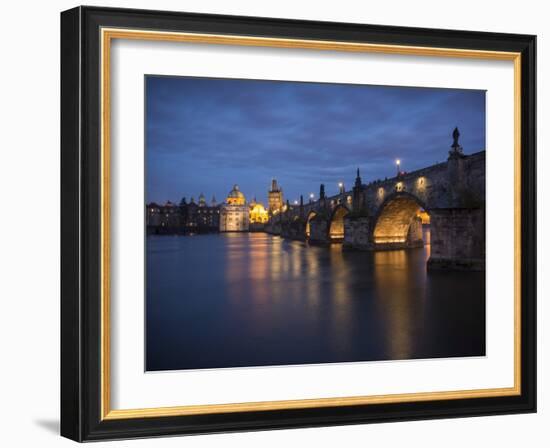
[268,178,284,213]
[319,183,327,208]
[352,167,365,213]
[354,168,362,188]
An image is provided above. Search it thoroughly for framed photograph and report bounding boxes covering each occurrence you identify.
[60,6,536,441]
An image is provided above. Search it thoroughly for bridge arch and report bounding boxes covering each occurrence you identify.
[305,211,317,238]
[372,192,428,248]
[328,204,350,242]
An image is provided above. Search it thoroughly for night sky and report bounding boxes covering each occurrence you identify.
[146,76,485,206]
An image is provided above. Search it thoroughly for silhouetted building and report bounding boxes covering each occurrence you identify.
[146,201,181,234]
[196,193,220,231]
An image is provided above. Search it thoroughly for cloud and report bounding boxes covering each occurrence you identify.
[146,76,485,204]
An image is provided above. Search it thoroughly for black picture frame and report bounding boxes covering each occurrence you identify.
[61,5,536,442]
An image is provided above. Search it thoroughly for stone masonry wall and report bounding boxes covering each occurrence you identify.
[343,216,372,250]
[406,216,424,246]
[308,217,329,244]
[428,208,485,270]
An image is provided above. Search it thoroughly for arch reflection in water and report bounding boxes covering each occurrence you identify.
[146,233,485,371]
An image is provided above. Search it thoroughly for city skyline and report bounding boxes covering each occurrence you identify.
[146,76,486,205]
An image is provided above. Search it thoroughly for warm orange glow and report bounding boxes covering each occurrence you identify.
[249,202,269,223]
[374,237,407,244]
[305,212,317,237]
[329,207,348,240]
[227,197,245,205]
[226,185,246,205]
[416,210,430,224]
[416,177,426,191]
[373,195,422,245]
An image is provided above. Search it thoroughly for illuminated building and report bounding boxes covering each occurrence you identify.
[249,199,269,224]
[220,185,249,232]
[268,178,283,213]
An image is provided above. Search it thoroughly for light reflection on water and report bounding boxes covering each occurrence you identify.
[146,232,485,371]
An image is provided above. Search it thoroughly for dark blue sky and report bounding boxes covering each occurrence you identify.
[146,76,485,205]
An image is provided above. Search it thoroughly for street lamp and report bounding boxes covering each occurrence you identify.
[396,159,401,176]
[294,200,298,205]
[338,182,344,194]
[309,193,315,203]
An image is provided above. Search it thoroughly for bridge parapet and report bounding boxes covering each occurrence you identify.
[277,150,484,220]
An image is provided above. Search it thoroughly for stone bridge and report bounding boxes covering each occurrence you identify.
[265,131,485,270]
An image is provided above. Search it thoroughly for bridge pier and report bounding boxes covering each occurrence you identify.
[308,215,331,245]
[281,219,306,241]
[264,219,282,235]
[427,208,485,271]
[343,215,371,250]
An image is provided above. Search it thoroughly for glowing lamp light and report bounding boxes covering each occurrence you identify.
[294,200,299,205]
[395,159,402,176]
[309,193,315,199]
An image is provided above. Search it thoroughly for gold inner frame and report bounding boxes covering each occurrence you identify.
[100,27,522,421]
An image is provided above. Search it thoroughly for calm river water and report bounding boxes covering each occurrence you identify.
[146,232,485,371]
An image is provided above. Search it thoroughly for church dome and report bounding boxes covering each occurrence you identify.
[226,184,246,205]
[227,184,245,199]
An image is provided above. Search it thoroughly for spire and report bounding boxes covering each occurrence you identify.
[354,168,362,188]
[198,192,206,207]
[211,195,217,206]
[320,184,325,200]
[300,195,304,206]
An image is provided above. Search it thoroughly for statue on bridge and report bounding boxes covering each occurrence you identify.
[450,126,464,157]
